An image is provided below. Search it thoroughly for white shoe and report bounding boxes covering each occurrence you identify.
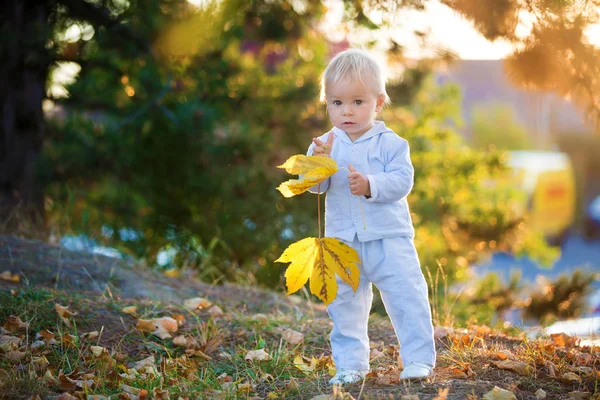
[400,362,432,380]
[329,369,368,385]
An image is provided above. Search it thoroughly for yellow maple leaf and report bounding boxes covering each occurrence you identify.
[275,237,360,305]
[276,155,338,198]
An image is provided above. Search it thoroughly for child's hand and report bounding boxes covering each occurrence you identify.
[348,164,371,197]
[312,133,334,157]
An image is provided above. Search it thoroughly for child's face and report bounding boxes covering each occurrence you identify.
[326,77,385,138]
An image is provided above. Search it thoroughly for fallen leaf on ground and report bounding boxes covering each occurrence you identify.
[494,350,515,360]
[568,392,590,400]
[0,271,19,282]
[276,155,338,197]
[133,355,157,374]
[135,317,178,339]
[3,315,28,332]
[80,331,99,340]
[245,349,270,361]
[483,386,517,400]
[535,388,547,399]
[208,305,224,317]
[152,387,169,399]
[121,306,137,315]
[276,237,360,305]
[551,332,577,347]
[55,304,77,326]
[5,350,27,361]
[433,387,450,400]
[561,372,581,382]
[183,297,212,311]
[294,355,317,374]
[0,335,21,351]
[278,328,304,344]
[491,360,528,375]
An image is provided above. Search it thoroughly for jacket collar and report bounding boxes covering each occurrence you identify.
[332,120,390,144]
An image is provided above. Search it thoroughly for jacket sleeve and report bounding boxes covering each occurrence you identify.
[306,141,330,194]
[365,139,413,203]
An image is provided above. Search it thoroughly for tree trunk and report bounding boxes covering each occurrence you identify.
[0,0,51,229]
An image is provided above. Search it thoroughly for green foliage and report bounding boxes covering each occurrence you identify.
[470,103,534,151]
[383,79,558,287]
[43,0,330,288]
[42,0,560,314]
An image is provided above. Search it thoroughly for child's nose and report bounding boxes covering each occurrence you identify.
[342,105,353,115]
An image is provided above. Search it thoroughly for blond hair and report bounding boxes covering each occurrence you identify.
[319,48,390,104]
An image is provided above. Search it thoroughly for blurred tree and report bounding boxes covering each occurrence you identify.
[0,0,151,227]
[470,104,534,151]
[523,269,598,323]
[361,0,600,127]
[0,0,566,300]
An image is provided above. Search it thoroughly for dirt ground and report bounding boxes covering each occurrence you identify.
[0,235,596,399]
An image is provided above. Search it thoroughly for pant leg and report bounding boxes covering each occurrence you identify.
[366,237,436,367]
[327,238,373,371]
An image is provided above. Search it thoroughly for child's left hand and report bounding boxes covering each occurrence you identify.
[348,164,371,197]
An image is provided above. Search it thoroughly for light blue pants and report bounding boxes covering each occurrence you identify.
[327,236,436,371]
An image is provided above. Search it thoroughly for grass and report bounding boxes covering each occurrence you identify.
[0,275,599,399]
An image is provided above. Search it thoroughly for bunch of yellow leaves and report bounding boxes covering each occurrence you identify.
[276,155,338,197]
[275,155,361,305]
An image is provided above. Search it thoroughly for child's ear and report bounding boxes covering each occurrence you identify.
[375,94,385,112]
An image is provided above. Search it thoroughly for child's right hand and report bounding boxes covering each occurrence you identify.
[312,133,335,157]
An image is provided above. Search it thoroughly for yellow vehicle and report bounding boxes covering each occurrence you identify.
[507,151,577,245]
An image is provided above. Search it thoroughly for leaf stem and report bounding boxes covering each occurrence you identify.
[317,183,321,239]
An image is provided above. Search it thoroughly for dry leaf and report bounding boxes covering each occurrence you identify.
[3,315,28,332]
[434,326,450,339]
[90,345,107,358]
[0,270,19,282]
[43,369,58,385]
[207,305,224,317]
[294,355,317,374]
[276,155,338,197]
[561,372,581,382]
[279,328,304,345]
[135,317,178,339]
[401,396,419,400]
[276,237,360,305]
[5,350,27,361]
[483,386,517,400]
[245,349,271,361]
[121,306,137,315]
[494,350,515,360]
[568,392,591,400]
[80,330,99,340]
[183,297,212,311]
[433,388,450,400]
[173,335,188,347]
[152,387,169,400]
[534,389,547,400]
[36,329,55,341]
[551,332,577,347]
[133,356,158,375]
[0,335,21,351]
[491,360,528,375]
[55,304,77,326]
[185,348,213,359]
[32,355,49,371]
